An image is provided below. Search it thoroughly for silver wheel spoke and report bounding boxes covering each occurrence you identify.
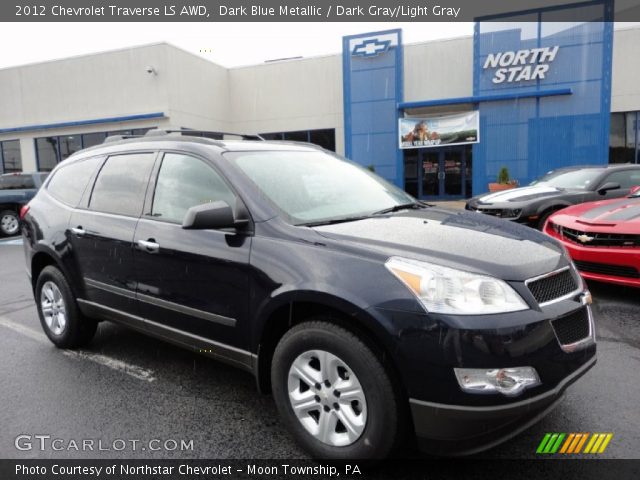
[336,408,364,441]
[317,410,338,444]
[290,390,317,413]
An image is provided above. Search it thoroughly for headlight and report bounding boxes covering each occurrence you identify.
[385,257,528,315]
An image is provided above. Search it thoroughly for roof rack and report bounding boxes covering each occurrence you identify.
[144,129,265,141]
[102,134,145,144]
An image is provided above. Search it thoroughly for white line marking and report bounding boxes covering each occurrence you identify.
[0,315,156,382]
[0,239,23,246]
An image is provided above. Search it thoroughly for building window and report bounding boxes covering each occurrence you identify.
[35,127,156,171]
[259,129,336,152]
[610,112,638,164]
[0,140,22,173]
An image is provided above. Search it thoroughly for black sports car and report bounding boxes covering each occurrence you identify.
[466,164,640,229]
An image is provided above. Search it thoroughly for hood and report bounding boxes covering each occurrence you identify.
[475,184,575,204]
[551,197,640,233]
[313,207,566,282]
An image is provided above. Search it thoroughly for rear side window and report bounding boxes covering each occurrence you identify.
[47,157,102,206]
[89,153,155,217]
[151,153,236,224]
[0,174,35,190]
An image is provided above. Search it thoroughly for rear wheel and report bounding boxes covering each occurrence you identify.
[271,319,403,459]
[0,210,19,236]
[35,266,97,348]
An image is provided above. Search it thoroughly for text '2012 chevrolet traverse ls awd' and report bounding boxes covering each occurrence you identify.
[22,130,596,459]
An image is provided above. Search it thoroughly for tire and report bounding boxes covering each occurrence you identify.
[271,319,403,459]
[537,209,557,230]
[0,209,19,237]
[35,265,97,348]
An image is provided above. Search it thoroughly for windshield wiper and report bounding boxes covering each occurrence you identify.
[371,202,426,216]
[298,215,372,227]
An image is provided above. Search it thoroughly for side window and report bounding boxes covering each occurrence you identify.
[151,153,236,224]
[0,174,35,190]
[603,170,640,189]
[89,153,155,217]
[47,157,102,207]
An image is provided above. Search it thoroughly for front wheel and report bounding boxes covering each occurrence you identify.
[0,210,19,236]
[271,320,404,459]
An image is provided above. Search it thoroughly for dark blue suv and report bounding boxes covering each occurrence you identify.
[21,130,596,459]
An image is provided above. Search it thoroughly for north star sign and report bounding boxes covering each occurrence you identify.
[483,46,560,84]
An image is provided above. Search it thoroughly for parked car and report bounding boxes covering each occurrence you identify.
[466,164,640,229]
[22,130,596,458]
[0,172,48,236]
[544,186,640,288]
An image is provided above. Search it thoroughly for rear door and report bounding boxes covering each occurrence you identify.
[68,152,157,315]
[132,151,252,356]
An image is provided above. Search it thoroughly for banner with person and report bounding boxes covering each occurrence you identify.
[399,111,479,149]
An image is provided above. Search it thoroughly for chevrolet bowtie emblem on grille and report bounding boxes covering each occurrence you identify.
[577,234,594,243]
[351,38,391,57]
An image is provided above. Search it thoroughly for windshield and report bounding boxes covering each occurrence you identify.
[228,150,415,225]
[530,168,605,189]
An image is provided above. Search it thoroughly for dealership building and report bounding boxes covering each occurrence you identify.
[1,3,638,198]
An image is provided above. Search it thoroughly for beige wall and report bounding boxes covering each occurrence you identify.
[611,27,640,112]
[228,55,344,153]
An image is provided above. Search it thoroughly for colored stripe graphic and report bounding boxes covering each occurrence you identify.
[537,433,613,454]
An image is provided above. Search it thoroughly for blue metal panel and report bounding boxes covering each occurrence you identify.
[0,112,166,135]
[472,1,613,196]
[343,29,403,187]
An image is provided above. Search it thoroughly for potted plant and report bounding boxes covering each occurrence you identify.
[488,166,518,192]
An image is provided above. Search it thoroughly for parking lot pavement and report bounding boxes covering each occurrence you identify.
[0,238,639,459]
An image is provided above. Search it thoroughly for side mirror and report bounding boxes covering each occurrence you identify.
[597,182,620,195]
[630,185,640,196]
[182,201,247,230]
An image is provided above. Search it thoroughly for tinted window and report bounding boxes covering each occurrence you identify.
[90,153,155,217]
[151,153,236,224]
[602,170,640,189]
[36,137,60,172]
[0,174,36,190]
[1,140,22,173]
[47,157,102,206]
[82,132,106,148]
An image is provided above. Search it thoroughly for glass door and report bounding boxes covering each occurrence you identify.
[421,151,440,197]
[408,146,471,199]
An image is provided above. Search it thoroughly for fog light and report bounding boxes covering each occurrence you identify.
[454,367,541,397]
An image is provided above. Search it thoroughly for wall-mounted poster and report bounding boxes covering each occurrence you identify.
[399,111,479,149]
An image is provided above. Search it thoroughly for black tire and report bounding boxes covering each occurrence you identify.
[537,209,557,230]
[0,209,19,237]
[271,319,404,459]
[35,265,97,348]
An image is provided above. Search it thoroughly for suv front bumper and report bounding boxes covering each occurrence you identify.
[410,354,596,455]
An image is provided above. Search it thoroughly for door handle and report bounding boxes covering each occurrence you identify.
[70,226,85,236]
[137,239,160,254]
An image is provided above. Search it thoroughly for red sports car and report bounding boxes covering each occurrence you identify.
[545,186,640,287]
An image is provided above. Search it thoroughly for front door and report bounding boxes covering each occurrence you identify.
[404,145,471,199]
[132,151,252,354]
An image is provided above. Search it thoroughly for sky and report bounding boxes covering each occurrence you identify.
[0,22,474,69]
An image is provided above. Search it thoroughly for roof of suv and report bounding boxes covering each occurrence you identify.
[78,130,324,155]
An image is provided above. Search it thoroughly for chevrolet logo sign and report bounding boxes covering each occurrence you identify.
[351,39,391,57]
[577,234,594,243]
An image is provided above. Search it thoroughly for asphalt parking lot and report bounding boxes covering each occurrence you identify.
[0,235,639,459]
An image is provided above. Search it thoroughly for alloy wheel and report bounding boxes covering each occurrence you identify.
[1,213,19,236]
[287,349,367,447]
[40,281,67,336]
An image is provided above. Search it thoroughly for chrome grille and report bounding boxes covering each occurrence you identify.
[526,268,579,305]
[559,225,639,248]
